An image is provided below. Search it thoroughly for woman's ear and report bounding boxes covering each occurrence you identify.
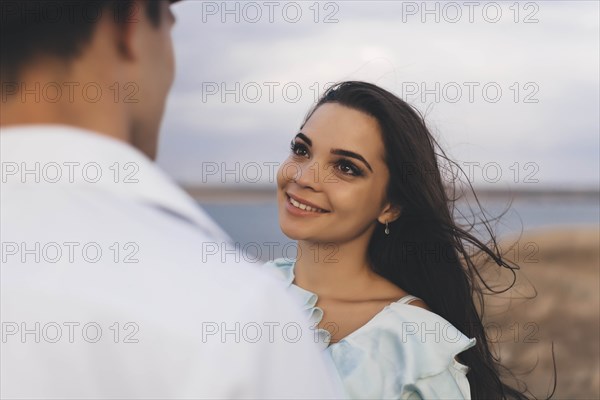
[377,203,402,224]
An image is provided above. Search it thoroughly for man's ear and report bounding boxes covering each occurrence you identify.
[377,203,402,224]
[112,3,141,62]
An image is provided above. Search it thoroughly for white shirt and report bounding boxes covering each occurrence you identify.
[0,125,345,399]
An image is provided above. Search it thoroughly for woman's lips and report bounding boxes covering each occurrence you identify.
[285,194,330,216]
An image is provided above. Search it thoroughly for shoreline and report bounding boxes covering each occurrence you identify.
[184,186,600,203]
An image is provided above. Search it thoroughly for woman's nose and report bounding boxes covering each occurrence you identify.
[288,159,323,190]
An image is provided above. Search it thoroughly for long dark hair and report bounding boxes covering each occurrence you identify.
[303,81,554,399]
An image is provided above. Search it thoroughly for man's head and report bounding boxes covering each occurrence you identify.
[0,0,179,159]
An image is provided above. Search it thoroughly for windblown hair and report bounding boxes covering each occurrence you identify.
[303,81,555,399]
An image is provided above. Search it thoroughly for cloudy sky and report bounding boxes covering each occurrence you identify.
[157,1,599,190]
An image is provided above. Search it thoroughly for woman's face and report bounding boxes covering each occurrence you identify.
[277,102,396,244]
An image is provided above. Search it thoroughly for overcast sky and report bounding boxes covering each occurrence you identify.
[157,1,599,190]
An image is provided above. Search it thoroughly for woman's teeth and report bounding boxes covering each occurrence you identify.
[289,197,325,213]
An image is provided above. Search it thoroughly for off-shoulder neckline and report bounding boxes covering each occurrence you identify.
[264,258,442,347]
[331,296,433,346]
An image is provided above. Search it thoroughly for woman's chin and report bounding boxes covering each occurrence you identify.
[279,222,321,242]
[279,225,305,241]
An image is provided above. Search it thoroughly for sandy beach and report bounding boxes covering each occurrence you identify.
[482,226,599,399]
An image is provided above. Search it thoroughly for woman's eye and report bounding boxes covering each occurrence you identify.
[336,160,363,176]
[290,141,309,157]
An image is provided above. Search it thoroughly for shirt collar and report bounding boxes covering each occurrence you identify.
[0,124,230,242]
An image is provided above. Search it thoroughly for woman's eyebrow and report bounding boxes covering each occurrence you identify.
[294,132,312,146]
[295,132,373,172]
[331,149,373,173]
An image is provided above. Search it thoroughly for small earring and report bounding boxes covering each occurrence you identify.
[384,221,390,235]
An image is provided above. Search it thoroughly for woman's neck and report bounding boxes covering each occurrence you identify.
[293,235,378,299]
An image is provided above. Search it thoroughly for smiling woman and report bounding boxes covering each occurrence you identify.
[264,81,551,399]
[278,103,393,245]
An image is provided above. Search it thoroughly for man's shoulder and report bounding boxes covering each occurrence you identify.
[1,178,283,309]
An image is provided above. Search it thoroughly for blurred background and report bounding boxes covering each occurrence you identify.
[159,1,599,398]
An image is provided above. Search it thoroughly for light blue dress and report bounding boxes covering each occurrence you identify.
[262,258,477,399]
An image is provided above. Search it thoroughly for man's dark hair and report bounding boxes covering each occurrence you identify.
[0,0,162,82]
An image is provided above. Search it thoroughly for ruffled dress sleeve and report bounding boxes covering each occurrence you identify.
[328,300,476,399]
[401,359,472,399]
